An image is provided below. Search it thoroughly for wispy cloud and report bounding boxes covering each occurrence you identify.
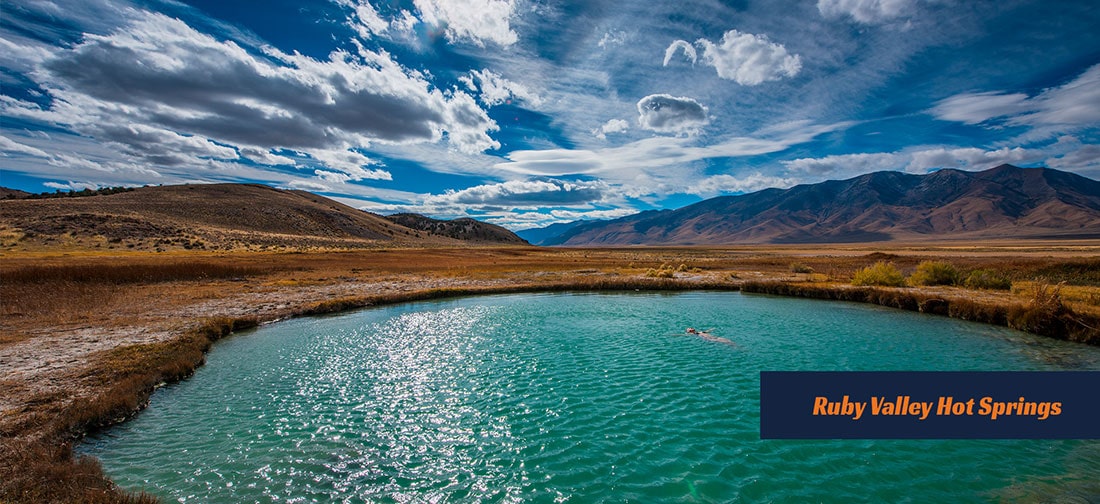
[460,68,543,107]
[930,64,1100,134]
[817,0,918,24]
[497,120,851,179]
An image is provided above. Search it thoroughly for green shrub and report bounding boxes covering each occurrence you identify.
[963,269,1012,290]
[852,262,906,287]
[909,260,959,286]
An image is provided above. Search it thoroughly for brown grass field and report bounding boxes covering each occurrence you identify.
[2,242,1100,503]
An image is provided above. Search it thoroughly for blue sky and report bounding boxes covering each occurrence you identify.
[1,0,1098,230]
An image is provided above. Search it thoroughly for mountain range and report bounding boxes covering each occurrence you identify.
[533,165,1100,246]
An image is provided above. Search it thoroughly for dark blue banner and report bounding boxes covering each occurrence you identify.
[760,371,1100,439]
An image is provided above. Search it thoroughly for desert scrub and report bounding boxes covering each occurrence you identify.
[645,263,676,278]
[789,262,814,274]
[963,269,1012,290]
[908,260,959,286]
[852,262,905,287]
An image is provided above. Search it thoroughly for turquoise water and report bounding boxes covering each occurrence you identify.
[81,292,1100,503]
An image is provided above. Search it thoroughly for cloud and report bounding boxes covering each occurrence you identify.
[303,148,392,180]
[783,152,903,179]
[929,92,1030,125]
[817,0,917,24]
[906,146,1033,172]
[460,68,542,107]
[0,135,52,158]
[427,179,606,206]
[598,31,627,49]
[693,30,801,86]
[1048,143,1100,170]
[1016,64,1100,127]
[44,180,101,191]
[636,94,708,134]
[689,173,798,196]
[0,9,501,179]
[499,121,850,177]
[930,64,1100,131]
[93,124,239,166]
[663,40,697,66]
[782,144,1048,181]
[592,118,629,140]
[413,0,518,47]
[239,147,296,166]
[341,0,390,39]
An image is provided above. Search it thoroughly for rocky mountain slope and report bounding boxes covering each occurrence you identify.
[544,165,1100,245]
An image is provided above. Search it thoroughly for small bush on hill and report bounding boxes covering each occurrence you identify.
[852,262,906,287]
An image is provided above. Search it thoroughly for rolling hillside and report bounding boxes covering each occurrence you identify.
[0,183,521,250]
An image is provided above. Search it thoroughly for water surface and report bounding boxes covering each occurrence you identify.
[82,292,1100,502]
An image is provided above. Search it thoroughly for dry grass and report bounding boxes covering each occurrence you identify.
[2,243,1100,503]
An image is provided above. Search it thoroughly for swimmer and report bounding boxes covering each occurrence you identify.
[686,327,734,346]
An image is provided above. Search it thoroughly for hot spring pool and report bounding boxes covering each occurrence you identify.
[80,292,1100,502]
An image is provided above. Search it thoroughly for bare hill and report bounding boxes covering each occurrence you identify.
[385,213,528,244]
[546,165,1100,245]
[0,184,497,250]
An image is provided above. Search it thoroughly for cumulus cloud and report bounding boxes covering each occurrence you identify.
[690,30,801,85]
[413,0,518,47]
[689,173,797,195]
[931,64,1100,132]
[663,40,697,66]
[817,0,916,24]
[0,10,501,182]
[592,118,629,140]
[636,94,708,134]
[460,68,542,107]
[427,179,606,206]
